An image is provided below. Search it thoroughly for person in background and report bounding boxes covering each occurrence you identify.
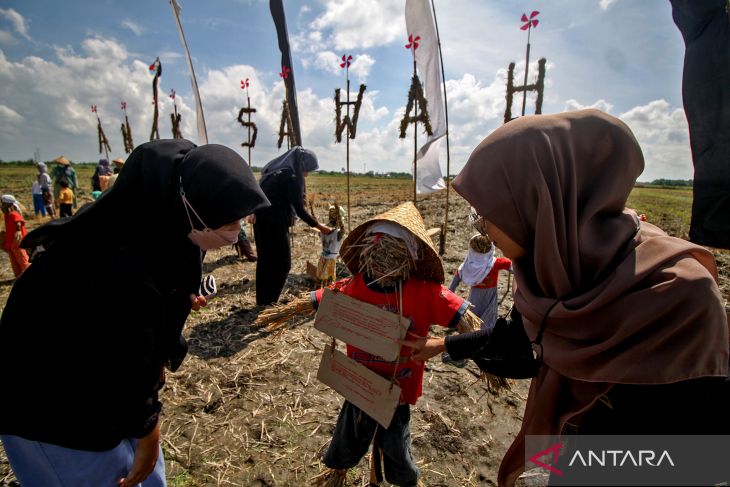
[234,220,257,262]
[252,146,333,306]
[51,156,78,209]
[107,156,126,189]
[0,140,270,487]
[37,162,55,219]
[442,231,512,367]
[1,195,29,278]
[448,230,512,334]
[31,178,45,219]
[92,158,114,192]
[57,180,74,218]
[402,110,729,486]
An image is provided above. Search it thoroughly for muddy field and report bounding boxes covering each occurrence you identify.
[0,168,727,486]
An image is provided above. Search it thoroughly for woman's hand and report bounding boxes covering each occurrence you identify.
[398,335,446,362]
[190,294,208,311]
[118,422,160,487]
[317,224,334,235]
[245,214,256,224]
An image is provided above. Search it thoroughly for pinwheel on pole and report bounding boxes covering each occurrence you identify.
[169,89,183,139]
[277,65,295,149]
[92,105,111,160]
[334,53,366,231]
[120,101,134,154]
[237,78,258,167]
[520,10,539,116]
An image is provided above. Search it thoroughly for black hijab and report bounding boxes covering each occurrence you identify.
[22,140,269,369]
[259,146,319,186]
[24,139,269,250]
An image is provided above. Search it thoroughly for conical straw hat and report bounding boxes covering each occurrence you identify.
[340,201,444,283]
[53,156,71,166]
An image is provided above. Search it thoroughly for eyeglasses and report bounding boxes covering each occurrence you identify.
[468,207,489,236]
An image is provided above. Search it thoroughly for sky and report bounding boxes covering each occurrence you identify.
[0,0,692,181]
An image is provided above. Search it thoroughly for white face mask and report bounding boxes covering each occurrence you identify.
[181,187,239,250]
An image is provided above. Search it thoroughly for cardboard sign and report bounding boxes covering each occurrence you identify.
[314,288,410,361]
[317,345,401,428]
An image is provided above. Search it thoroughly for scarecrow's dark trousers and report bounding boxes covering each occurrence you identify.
[253,220,290,306]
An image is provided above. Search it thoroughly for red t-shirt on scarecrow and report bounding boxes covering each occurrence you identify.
[313,272,467,405]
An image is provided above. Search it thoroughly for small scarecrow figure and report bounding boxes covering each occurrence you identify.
[315,203,346,285]
[258,202,506,487]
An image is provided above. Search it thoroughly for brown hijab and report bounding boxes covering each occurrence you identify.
[453,109,728,486]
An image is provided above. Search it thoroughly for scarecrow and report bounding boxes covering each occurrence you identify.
[314,202,346,285]
[257,202,507,486]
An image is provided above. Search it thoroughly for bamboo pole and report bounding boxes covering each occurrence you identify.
[431,0,450,255]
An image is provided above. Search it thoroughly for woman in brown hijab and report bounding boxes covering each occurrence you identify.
[406,110,729,486]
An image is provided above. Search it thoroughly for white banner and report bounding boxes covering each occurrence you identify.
[170,0,208,145]
[406,0,446,194]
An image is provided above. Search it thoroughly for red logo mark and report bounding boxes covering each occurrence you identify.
[529,442,564,476]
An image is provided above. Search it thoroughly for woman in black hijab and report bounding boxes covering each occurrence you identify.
[0,140,269,487]
[253,146,333,306]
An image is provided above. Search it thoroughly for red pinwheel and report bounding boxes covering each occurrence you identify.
[279,65,291,80]
[121,101,126,110]
[240,78,250,89]
[521,11,539,30]
[405,34,420,50]
[91,105,97,113]
[340,54,352,69]
[169,89,176,100]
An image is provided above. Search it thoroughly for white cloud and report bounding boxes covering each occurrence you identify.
[563,98,614,113]
[619,100,691,181]
[0,8,31,41]
[121,19,144,36]
[309,0,403,50]
[314,51,341,76]
[0,104,23,122]
[349,54,375,82]
[600,0,619,11]
[312,52,374,81]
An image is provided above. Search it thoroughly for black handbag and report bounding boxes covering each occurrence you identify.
[472,301,559,379]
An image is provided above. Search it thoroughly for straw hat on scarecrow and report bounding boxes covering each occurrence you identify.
[53,156,71,166]
[339,201,445,285]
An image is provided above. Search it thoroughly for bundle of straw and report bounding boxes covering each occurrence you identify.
[469,234,492,253]
[254,294,314,332]
[354,234,413,287]
[457,308,480,333]
[481,371,512,392]
[311,468,347,487]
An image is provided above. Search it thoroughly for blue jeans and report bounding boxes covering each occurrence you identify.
[32,193,45,216]
[1,435,166,487]
[324,402,419,487]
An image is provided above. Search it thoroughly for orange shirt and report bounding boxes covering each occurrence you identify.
[58,187,74,205]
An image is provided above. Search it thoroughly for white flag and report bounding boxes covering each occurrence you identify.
[170,0,208,145]
[406,0,446,194]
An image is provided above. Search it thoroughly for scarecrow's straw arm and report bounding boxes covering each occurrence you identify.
[255,294,315,332]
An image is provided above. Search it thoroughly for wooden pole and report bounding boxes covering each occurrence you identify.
[412,56,418,207]
[431,0,450,255]
[521,25,532,117]
[247,95,252,167]
[346,76,351,232]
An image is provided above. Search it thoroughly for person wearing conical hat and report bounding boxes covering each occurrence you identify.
[107,157,126,190]
[257,201,489,486]
[51,156,78,209]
